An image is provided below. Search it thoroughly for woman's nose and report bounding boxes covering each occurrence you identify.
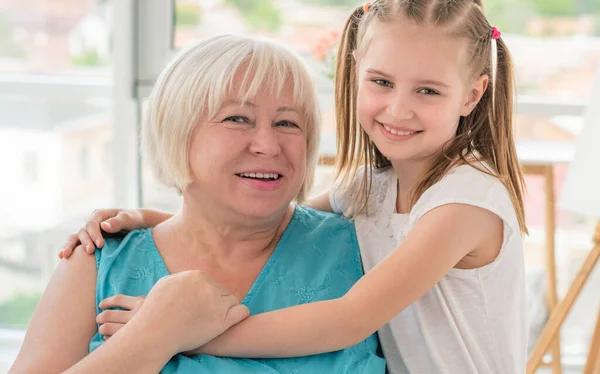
[248,123,282,157]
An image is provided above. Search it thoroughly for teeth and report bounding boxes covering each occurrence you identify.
[383,124,418,136]
[239,172,281,180]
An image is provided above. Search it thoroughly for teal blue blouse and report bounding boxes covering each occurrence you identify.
[90,205,386,373]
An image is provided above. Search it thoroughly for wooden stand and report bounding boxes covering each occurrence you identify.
[527,222,600,373]
[522,164,563,373]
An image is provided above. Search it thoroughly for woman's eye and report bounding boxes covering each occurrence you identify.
[224,116,249,124]
[417,88,439,95]
[373,79,393,88]
[276,120,299,128]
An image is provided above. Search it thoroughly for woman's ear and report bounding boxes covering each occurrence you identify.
[460,74,489,117]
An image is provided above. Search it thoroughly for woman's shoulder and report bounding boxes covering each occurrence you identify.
[101,228,153,251]
[96,229,157,267]
[290,206,359,244]
[293,205,353,229]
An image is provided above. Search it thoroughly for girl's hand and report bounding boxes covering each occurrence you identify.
[96,295,146,339]
[59,209,145,259]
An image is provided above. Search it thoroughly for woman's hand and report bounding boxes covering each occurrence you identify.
[123,270,250,355]
[59,209,146,259]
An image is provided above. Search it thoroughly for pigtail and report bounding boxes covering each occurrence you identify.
[334,6,364,181]
[333,5,375,217]
[491,36,528,234]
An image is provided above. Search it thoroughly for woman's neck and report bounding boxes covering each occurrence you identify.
[164,202,293,264]
[152,201,295,300]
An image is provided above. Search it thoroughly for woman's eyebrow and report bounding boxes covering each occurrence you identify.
[277,106,299,113]
[222,99,256,108]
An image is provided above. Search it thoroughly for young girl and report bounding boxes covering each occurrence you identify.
[61,1,528,372]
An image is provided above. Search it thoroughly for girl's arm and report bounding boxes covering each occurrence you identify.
[9,248,173,373]
[303,190,333,212]
[195,203,502,358]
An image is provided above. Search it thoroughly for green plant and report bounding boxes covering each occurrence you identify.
[175,3,202,27]
[71,49,103,67]
[0,292,42,328]
[531,0,576,16]
[482,0,536,35]
[226,0,282,32]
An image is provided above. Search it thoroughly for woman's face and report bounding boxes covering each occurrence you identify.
[186,74,307,220]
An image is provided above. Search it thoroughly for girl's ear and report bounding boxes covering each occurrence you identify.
[460,74,489,117]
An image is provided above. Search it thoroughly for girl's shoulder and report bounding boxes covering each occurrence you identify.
[330,166,395,215]
[410,163,519,232]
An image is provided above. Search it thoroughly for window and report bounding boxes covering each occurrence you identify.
[0,1,114,370]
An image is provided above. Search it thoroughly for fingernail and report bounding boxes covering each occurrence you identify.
[102,222,111,230]
[87,244,94,252]
[95,240,102,248]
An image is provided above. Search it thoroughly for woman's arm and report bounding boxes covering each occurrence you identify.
[9,247,173,373]
[195,203,502,358]
[63,320,175,374]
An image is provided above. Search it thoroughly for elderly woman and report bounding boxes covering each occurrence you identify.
[10,35,385,373]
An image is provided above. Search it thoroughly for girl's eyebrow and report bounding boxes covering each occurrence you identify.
[365,68,394,80]
[365,69,449,88]
[413,79,451,88]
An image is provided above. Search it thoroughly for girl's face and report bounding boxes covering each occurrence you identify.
[355,19,488,166]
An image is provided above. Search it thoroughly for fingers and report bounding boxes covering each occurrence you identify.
[60,233,80,259]
[224,303,250,327]
[60,244,85,260]
[101,211,141,233]
[89,209,122,226]
[98,322,125,337]
[85,220,105,249]
[97,310,133,325]
[59,245,72,259]
[73,225,95,254]
[60,209,130,259]
[100,294,144,311]
[100,218,120,233]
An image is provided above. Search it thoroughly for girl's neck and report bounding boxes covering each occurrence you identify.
[390,158,431,214]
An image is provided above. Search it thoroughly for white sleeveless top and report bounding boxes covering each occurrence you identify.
[331,165,528,374]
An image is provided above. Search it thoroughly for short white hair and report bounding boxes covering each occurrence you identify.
[143,34,321,203]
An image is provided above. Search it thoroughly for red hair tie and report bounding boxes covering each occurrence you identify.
[491,26,501,40]
[363,1,371,13]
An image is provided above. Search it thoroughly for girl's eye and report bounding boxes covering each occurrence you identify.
[373,79,393,88]
[417,88,439,95]
[224,116,249,124]
[276,120,299,128]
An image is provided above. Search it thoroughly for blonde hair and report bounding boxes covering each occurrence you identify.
[143,34,321,203]
[335,0,527,234]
